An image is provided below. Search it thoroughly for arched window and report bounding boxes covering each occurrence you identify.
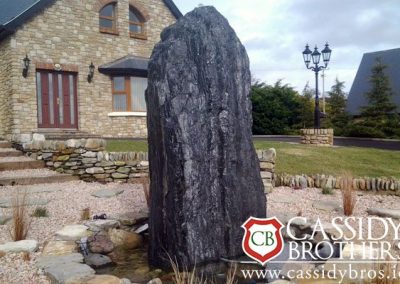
[129,6,146,39]
[99,3,117,34]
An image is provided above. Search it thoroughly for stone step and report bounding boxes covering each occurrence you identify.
[0,157,44,171]
[0,148,23,157]
[0,171,79,186]
[0,141,12,148]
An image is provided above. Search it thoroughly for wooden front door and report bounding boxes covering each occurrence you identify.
[36,70,78,129]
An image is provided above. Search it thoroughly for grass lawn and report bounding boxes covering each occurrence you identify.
[106,139,400,178]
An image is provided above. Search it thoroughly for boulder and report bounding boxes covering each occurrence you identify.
[45,262,95,284]
[42,240,77,256]
[367,208,400,219]
[55,224,90,241]
[0,240,38,253]
[88,234,114,254]
[146,6,266,268]
[33,133,46,142]
[36,253,84,269]
[109,229,143,249]
[91,189,124,198]
[84,253,113,268]
[85,139,106,150]
[84,219,120,231]
[0,215,12,225]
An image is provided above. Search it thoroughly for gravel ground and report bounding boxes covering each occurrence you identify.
[268,186,400,242]
[0,169,62,178]
[1,184,399,283]
[0,148,19,152]
[0,181,147,284]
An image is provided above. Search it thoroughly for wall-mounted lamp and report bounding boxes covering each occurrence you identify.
[22,54,30,78]
[87,62,95,83]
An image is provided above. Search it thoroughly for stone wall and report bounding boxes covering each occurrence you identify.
[276,173,400,192]
[18,138,276,188]
[0,38,13,138]
[301,129,334,146]
[1,0,177,141]
[19,138,149,183]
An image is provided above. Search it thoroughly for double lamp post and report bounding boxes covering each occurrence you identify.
[302,43,332,129]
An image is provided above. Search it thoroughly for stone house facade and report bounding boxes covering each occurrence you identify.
[0,0,181,142]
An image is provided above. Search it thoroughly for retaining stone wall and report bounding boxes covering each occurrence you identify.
[301,129,334,146]
[18,138,276,189]
[276,173,400,193]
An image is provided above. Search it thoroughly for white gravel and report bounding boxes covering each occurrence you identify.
[0,181,147,284]
[0,169,62,179]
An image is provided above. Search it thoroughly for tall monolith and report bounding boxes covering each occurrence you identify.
[146,6,266,269]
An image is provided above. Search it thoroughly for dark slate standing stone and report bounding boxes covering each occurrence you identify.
[146,6,266,269]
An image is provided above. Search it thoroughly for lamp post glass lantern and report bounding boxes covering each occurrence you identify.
[302,43,332,129]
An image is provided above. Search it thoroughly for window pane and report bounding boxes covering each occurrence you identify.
[100,4,114,17]
[100,18,113,29]
[130,77,147,112]
[129,24,142,33]
[113,77,125,91]
[36,72,42,124]
[113,94,127,111]
[129,9,141,22]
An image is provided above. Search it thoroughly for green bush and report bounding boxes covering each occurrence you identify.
[31,207,48,218]
[322,186,334,195]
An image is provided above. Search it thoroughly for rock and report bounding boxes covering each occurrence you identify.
[84,253,113,268]
[42,240,77,256]
[109,229,143,249]
[45,262,95,284]
[91,189,124,198]
[111,173,129,179]
[36,253,84,269]
[86,167,105,174]
[88,234,114,254]
[367,208,400,219]
[312,200,341,211]
[55,225,90,241]
[0,240,38,253]
[0,215,12,225]
[120,279,132,284]
[83,158,98,164]
[85,275,123,284]
[84,219,120,231]
[299,176,307,189]
[66,139,83,148]
[146,6,266,268]
[85,139,105,150]
[147,278,162,284]
[57,155,70,162]
[0,198,49,208]
[114,161,126,166]
[326,175,334,189]
[33,133,46,142]
[111,212,140,226]
[82,151,97,158]
[117,167,131,174]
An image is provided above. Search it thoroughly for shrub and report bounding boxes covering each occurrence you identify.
[81,208,91,221]
[322,186,334,195]
[9,189,31,241]
[341,176,357,216]
[31,207,48,218]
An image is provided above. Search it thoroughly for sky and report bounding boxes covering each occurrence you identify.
[172,0,400,94]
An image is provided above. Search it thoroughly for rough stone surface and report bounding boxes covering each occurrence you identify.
[0,215,12,225]
[42,240,78,256]
[45,262,95,284]
[36,253,84,269]
[84,253,113,268]
[84,219,120,231]
[0,240,38,253]
[146,6,266,268]
[55,224,90,241]
[312,200,341,212]
[109,229,143,249]
[367,208,400,219]
[88,234,115,254]
[91,189,124,198]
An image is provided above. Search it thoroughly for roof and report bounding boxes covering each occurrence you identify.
[0,0,182,41]
[347,48,400,115]
[98,55,149,77]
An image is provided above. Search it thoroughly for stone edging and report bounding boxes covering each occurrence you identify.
[276,173,400,192]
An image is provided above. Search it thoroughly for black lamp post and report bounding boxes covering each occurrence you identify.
[22,54,30,78]
[302,43,332,129]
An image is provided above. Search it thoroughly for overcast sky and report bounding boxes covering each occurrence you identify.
[172,0,400,94]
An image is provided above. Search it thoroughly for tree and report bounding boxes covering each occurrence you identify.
[251,80,303,135]
[297,82,314,128]
[324,78,350,136]
[349,58,399,138]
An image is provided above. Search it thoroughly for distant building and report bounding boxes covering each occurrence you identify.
[347,48,400,115]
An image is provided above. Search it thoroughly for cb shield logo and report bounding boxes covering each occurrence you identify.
[242,217,284,266]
